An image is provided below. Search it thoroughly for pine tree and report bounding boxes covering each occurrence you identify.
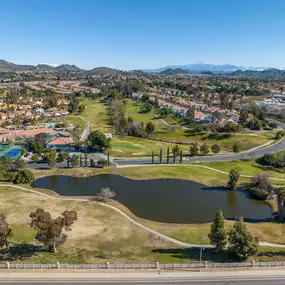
[208,211,227,251]
[228,216,259,260]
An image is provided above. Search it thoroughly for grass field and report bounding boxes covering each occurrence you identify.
[0,187,176,264]
[72,98,277,157]
[2,183,285,264]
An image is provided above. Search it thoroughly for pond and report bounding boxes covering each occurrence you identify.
[32,174,272,224]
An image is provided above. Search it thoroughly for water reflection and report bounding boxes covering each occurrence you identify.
[33,174,272,224]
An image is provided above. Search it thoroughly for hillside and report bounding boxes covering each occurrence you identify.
[160,68,189,75]
[231,68,285,78]
[0,59,35,71]
[88,66,122,75]
[55,64,82,72]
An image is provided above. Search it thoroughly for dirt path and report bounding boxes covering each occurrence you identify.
[1,184,285,249]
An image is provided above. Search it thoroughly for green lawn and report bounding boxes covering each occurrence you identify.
[70,98,278,157]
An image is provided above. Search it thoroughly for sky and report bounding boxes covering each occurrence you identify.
[1,0,285,70]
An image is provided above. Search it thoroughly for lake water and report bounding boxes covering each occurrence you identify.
[32,174,272,224]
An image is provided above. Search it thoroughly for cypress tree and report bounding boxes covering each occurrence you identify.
[228,216,259,260]
[180,150,183,164]
[167,147,169,164]
[208,211,227,251]
[160,149,162,164]
[152,151,154,164]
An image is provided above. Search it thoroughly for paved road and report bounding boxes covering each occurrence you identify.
[115,120,285,166]
[2,277,285,284]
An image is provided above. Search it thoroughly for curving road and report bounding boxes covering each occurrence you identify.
[114,120,285,166]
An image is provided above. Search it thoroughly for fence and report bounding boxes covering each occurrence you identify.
[2,261,285,270]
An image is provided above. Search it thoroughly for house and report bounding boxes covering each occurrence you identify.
[46,137,71,150]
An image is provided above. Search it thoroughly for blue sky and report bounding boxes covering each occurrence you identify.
[1,0,285,70]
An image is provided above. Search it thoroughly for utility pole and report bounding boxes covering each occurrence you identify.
[167,147,169,164]
[160,149,162,164]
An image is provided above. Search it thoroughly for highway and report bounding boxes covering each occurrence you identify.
[2,277,285,284]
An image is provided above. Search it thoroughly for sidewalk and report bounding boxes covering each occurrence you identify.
[2,268,285,280]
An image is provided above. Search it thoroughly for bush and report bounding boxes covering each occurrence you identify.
[276,130,285,140]
[31,154,38,161]
[90,158,95,167]
[211,144,220,154]
[13,170,34,184]
[232,143,242,153]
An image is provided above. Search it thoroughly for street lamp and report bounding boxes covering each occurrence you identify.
[199,246,205,271]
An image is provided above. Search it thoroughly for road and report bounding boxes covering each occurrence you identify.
[2,277,285,284]
[115,120,285,166]
[25,120,285,169]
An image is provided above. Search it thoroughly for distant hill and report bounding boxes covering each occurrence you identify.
[36,64,56,72]
[55,64,82,72]
[161,68,189,75]
[0,59,35,71]
[88,67,122,75]
[231,68,285,78]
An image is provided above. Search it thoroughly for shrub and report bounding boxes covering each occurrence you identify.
[13,170,34,184]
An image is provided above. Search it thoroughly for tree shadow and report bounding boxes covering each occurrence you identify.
[0,244,43,261]
[152,248,239,262]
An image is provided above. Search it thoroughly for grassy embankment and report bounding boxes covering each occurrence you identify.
[71,98,278,157]
[2,181,285,264]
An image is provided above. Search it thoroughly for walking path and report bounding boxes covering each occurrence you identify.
[1,184,285,249]
[78,115,90,141]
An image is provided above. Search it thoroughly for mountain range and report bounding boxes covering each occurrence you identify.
[142,62,274,73]
[1,59,285,78]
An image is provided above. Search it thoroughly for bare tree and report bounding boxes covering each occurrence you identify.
[97,187,116,201]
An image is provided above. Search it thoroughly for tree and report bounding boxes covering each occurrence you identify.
[186,107,195,122]
[31,142,44,153]
[87,130,110,151]
[258,153,278,166]
[97,187,116,201]
[277,189,285,221]
[211,144,220,154]
[13,170,35,184]
[71,125,82,149]
[232,143,242,153]
[200,143,210,156]
[97,158,107,168]
[0,214,12,249]
[57,152,69,163]
[90,158,95,167]
[227,169,240,190]
[268,122,278,129]
[172,145,180,156]
[276,130,285,139]
[238,109,248,126]
[251,174,273,193]
[29,208,77,253]
[189,143,199,156]
[43,150,56,168]
[71,154,79,167]
[228,216,259,260]
[145,121,155,137]
[208,211,227,251]
[31,154,39,161]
